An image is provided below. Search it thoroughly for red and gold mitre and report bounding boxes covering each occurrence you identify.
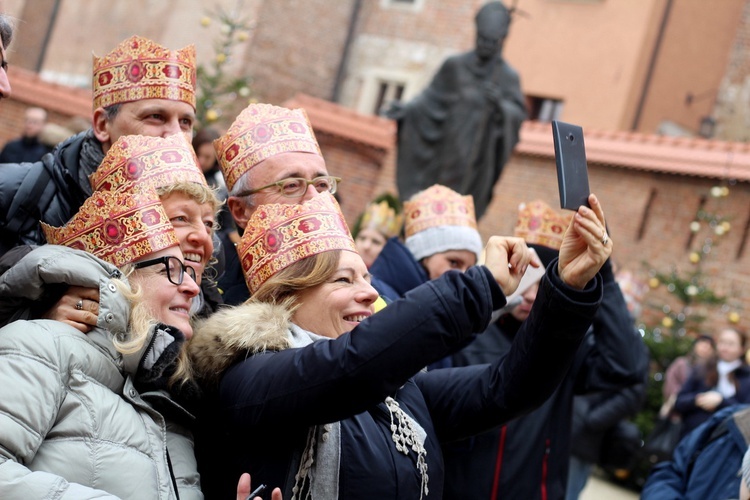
[42,187,178,268]
[92,35,196,111]
[360,200,403,239]
[239,192,356,294]
[214,103,322,192]
[90,134,206,193]
[514,200,572,250]
[404,185,477,238]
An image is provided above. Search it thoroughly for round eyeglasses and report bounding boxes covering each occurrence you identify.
[237,175,341,199]
[133,256,197,286]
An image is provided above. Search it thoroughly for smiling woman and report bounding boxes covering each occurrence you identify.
[188,191,613,499]
[0,183,202,498]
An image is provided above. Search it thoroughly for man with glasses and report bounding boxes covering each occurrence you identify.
[213,102,340,304]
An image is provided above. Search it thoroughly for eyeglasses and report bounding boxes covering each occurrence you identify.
[133,256,197,286]
[237,175,342,199]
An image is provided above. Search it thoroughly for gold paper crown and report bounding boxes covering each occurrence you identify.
[360,201,403,239]
[42,186,179,268]
[90,134,206,193]
[92,35,196,111]
[404,185,477,238]
[239,192,356,294]
[514,200,572,250]
[214,103,322,192]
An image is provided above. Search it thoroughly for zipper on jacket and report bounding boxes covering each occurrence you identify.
[490,425,508,500]
[540,438,550,500]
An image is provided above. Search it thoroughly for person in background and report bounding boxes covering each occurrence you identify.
[187,190,612,498]
[442,199,647,500]
[0,35,197,255]
[370,184,482,301]
[0,107,51,163]
[0,13,11,105]
[352,193,403,269]
[214,102,339,305]
[641,404,750,499]
[675,327,750,437]
[661,335,716,418]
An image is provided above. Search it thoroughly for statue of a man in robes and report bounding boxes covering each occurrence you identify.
[387,1,527,219]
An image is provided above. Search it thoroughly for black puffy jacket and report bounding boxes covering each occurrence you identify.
[0,131,93,255]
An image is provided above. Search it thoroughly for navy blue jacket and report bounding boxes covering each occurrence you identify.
[0,131,91,255]
[194,264,602,500]
[674,363,750,437]
[642,404,750,500]
[442,259,647,500]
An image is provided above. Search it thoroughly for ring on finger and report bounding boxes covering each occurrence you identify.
[601,232,609,246]
[76,299,84,310]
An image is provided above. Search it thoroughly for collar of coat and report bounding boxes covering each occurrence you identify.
[188,299,295,387]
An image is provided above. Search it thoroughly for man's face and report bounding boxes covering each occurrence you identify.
[93,98,196,153]
[510,281,539,322]
[228,151,329,229]
[23,109,46,138]
[0,38,10,103]
[475,26,507,61]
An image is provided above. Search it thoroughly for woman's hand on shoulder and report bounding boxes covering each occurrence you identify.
[557,194,612,290]
[479,236,540,297]
[41,285,100,333]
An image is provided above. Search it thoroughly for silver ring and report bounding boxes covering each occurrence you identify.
[75,299,83,311]
[601,233,609,246]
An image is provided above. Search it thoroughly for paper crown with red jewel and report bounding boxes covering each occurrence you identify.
[214,103,322,192]
[403,185,483,261]
[92,35,196,111]
[514,200,572,251]
[404,185,478,237]
[238,192,356,294]
[90,134,206,193]
[42,186,179,268]
[359,200,403,239]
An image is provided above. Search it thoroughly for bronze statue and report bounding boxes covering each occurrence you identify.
[387,1,527,219]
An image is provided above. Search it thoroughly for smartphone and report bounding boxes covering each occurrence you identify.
[552,120,590,210]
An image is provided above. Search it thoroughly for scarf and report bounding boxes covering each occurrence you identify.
[287,324,429,500]
[717,359,742,398]
[77,129,105,198]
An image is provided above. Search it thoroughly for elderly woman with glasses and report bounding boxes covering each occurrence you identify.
[188,191,613,499]
[0,182,204,498]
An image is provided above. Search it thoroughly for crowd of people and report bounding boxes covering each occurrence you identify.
[0,6,748,500]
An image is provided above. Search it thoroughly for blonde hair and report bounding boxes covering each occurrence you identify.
[111,265,193,387]
[251,251,341,305]
[156,181,222,214]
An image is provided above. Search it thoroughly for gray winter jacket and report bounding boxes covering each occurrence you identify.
[0,245,201,499]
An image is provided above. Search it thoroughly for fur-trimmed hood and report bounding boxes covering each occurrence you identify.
[188,300,294,386]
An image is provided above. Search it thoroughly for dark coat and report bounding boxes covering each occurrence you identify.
[0,136,52,163]
[442,259,647,500]
[569,383,647,464]
[642,404,750,500]
[190,264,603,500]
[0,131,92,255]
[674,363,750,437]
[369,236,427,301]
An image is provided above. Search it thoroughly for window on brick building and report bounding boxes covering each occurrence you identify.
[380,0,425,11]
[374,80,406,115]
[526,96,564,122]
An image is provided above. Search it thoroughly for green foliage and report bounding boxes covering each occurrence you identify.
[195,4,255,128]
[605,184,735,491]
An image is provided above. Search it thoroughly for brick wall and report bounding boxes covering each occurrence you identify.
[242,0,356,104]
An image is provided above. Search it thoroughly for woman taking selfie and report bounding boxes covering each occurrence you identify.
[190,192,612,499]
